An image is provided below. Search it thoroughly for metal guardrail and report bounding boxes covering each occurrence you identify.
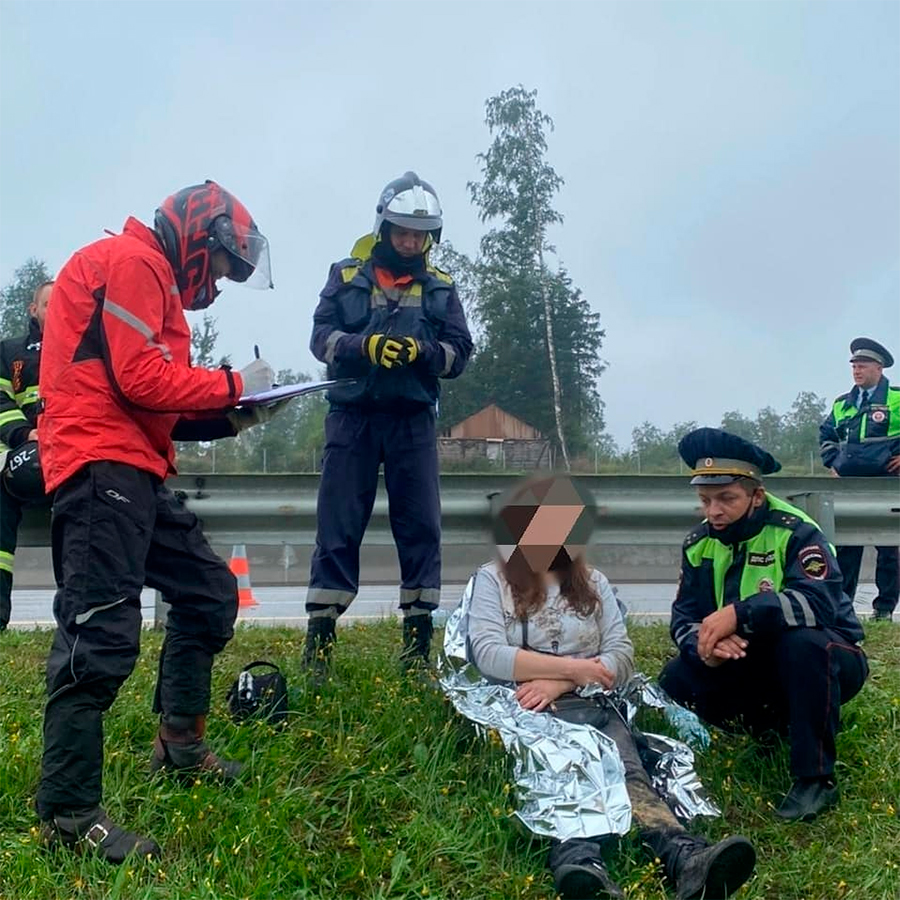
[20,473,900,547]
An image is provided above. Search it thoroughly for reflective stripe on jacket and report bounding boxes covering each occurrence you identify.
[670,493,864,666]
[0,316,42,452]
[39,217,241,491]
[819,376,900,475]
[310,241,472,410]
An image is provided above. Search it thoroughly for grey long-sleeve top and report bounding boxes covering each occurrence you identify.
[466,561,635,688]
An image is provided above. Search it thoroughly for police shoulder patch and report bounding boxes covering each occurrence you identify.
[798,544,829,581]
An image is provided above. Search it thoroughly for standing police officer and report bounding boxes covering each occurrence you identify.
[0,279,52,631]
[659,428,868,822]
[36,181,279,862]
[819,338,900,621]
[304,171,472,675]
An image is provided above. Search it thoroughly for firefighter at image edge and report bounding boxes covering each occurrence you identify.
[0,279,53,630]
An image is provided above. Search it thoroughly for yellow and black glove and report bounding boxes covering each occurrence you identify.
[365,334,420,369]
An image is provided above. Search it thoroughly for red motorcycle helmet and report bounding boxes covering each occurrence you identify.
[154,180,273,310]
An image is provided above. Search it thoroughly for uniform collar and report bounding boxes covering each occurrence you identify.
[27,316,42,343]
[854,375,887,405]
[373,266,415,290]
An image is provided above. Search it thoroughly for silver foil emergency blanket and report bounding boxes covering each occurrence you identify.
[437,576,721,840]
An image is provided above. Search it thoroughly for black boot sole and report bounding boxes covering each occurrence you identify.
[556,864,625,899]
[678,835,756,900]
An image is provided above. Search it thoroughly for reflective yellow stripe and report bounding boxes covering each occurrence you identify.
[426,265,453,284]
[14,386,40,405]
[0,409,28,427]
[0,550,13,574]
[341,265,361,283]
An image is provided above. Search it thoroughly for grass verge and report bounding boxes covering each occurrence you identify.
[0,621,897,900]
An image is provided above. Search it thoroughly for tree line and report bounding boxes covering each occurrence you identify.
[1,86,835,475]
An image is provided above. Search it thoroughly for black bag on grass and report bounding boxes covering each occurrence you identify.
[226,661,288,727]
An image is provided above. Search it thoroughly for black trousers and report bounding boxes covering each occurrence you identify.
[306,406,441,619]
[659,628,868,779]
[0,477,24,629]
[0,470,52,629]
[836,544,899,615]
[35,461,238,819]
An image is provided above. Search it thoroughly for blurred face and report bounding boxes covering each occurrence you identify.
[389,226,427,258]
[697,483,765,530]
[29,284,52,330]
[492,476,595,581]
[851,360,882,390]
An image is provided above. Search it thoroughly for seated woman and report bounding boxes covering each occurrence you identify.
[465,475,756,900]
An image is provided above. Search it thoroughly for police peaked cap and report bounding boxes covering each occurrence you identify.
[849,337,893,368]
[678,427,782,485]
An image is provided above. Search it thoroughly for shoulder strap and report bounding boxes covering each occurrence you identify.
[242,660,282,674]
[683,526,707,550]
[521,616,531,650]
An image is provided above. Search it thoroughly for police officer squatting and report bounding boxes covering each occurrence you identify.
[819,337,900,621]
[0,280,52,631]
[303,171,472,677]
[659,428,869,822]
[34,180,288,861]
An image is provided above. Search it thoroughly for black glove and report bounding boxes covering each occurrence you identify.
[364,334,420,369]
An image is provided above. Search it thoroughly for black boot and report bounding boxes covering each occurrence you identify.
[400,613,434,673]
[42,807,160,863]
[775,776,839,821]
[303,616,336,684]
[151,714,242,781]
[646,829,756,900]
[548,839,625,899]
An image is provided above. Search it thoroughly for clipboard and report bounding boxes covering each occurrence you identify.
[237,379,355,407]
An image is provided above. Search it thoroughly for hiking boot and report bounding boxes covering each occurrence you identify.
[151,714,242,781]
[775,777,839,822]
[648,830,756,900]
[400,613,434,674]
[549,838,625,899]
[303,616,336,686]
[41,807,160,863]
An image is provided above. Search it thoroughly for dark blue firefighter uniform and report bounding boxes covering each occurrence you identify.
[306,243,472,625]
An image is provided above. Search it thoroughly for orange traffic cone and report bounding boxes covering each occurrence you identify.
[229,544,258,608]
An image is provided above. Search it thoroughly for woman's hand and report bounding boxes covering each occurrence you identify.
[515,679,574,712]
[569,657,616,690]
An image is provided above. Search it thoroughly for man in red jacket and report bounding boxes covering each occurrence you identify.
[36,180,277,862]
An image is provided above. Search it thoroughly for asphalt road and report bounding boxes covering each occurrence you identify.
[4,582,882,630]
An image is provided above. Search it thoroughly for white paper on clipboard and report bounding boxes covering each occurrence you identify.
[238,380,340,407]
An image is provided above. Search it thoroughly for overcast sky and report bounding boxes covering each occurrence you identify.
[1,0,897,447]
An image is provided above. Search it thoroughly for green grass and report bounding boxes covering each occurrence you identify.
[1,621,898,900]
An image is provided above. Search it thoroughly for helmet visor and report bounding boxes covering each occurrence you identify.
[382,184,442,232]
[212,216,274,289]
